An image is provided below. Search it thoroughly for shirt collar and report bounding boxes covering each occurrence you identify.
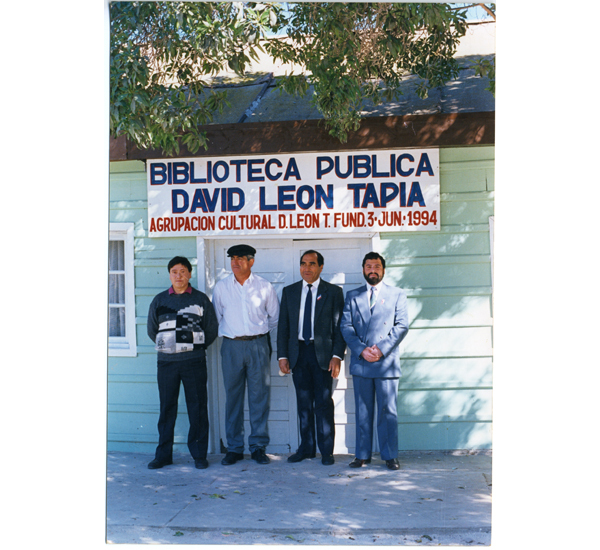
[303,278,321,290]
[169,285,193,295]
[368,282,383,292]
[233,272,254,287]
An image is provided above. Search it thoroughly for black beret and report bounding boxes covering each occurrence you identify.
[227,244,256,257]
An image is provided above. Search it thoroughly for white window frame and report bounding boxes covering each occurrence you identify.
[489,216,494,291]
[109,223,137,357]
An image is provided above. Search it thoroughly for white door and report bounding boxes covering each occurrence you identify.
[211,237,372,454]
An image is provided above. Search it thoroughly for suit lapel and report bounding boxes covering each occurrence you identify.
[314,280,328,321]
[290,281,303,334]
[356,285,372,323]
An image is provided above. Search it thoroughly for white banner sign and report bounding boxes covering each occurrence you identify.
[147,148,440,237]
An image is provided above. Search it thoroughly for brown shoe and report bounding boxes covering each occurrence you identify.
[349,457,371,468]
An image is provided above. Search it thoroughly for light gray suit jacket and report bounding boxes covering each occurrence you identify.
[341,282,409,378]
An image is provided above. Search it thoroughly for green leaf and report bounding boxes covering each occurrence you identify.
[110,1,478,152]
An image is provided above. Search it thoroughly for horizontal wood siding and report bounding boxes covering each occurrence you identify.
[109,161,202,454]
[381,145,494,450]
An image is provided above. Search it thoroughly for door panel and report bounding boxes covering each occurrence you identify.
[214,239,296,453]
[212,238,372,454]
[291,240,371,453]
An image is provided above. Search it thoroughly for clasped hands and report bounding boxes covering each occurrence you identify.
[361,345,383,363]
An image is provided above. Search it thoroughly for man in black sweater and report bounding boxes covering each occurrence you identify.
[146,256,218,470]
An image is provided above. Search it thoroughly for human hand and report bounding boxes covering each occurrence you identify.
[371,345,383,360]
[360,347,379,363]
[361,345,383,363]
[279,358,291,374]
[329,357,342,379]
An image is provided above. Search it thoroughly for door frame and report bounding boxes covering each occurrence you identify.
[197,233,381,454]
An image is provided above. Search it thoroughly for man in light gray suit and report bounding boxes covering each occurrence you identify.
[341,252,409,470]
[277,250,346,466]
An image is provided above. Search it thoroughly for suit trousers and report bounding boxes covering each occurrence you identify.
[292,342,335,456]
[155,356,209,462]
[220,335,271,454]
[353,375,399,461]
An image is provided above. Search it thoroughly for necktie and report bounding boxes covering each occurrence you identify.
[370,287,376,310]
[302,284,313,343]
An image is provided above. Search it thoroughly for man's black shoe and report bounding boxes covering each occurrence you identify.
[221,452,244,466]
[251,448,270,464]
[194,458,209,469]
[287,451,316,463]
[348,457,371,468]
[148,458,173,470]
[385,458,400,470]
[321,455,335,466]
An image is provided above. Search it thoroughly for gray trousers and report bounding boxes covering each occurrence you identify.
[353,375,399,461]
[220,335,271,453]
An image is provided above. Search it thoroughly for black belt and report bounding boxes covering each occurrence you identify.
[299,339,314,345]
[226,333,267,341]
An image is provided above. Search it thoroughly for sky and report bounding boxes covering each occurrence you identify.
[460,2,495,21]
[270,2,495,37]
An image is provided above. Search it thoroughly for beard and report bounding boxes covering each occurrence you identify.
[363,272,383,285]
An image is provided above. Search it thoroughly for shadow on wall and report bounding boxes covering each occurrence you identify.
[377,224,493,450]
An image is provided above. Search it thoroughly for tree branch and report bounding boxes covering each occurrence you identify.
[448,3,496,21]
[477,4,496,20]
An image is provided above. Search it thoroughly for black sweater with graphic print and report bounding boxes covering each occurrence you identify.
[147,286,218,362]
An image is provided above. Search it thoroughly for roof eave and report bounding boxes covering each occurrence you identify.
[110,111,494,161]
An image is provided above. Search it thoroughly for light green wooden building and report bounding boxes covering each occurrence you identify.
[108,41,494,455]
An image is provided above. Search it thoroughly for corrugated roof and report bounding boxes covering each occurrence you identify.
[202,21,495,125]
[203,53,494,126]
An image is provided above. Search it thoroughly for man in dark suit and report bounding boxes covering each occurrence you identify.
[277,250,346,466]
[341,252,409,470]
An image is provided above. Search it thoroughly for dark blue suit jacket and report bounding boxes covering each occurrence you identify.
[277,279,346,371]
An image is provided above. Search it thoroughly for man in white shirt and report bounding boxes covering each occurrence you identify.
[212,244,280,465]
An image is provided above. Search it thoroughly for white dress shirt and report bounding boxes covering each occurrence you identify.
[297,278,321,341]
[212,272,280,338]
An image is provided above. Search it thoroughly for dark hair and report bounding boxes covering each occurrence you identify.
[301,249,324,266]
[168,256,193,273]
[362,252,386,269]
